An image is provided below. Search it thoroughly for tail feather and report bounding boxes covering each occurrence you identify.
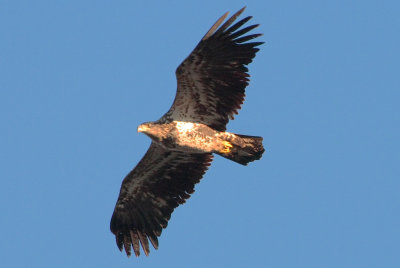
[216,134,265,165]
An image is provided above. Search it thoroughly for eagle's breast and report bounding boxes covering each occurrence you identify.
[156,121,218,153]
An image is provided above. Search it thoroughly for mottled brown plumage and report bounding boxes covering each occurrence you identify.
[110,7,264,257]
[164,9,263,131]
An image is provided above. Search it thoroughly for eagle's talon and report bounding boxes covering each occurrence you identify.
[220,141,233,153]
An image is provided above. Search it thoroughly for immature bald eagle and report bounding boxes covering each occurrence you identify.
[110,7,265,257]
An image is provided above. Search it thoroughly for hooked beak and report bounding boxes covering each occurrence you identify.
[137,125,150,133]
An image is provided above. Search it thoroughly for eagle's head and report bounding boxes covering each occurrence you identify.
[137,122,168,141]
[137,122,152,133]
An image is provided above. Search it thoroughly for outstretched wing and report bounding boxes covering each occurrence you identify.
[110,142,213,257]
[162,7,263,131]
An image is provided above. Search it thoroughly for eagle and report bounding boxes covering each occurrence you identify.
[110,7,265,257]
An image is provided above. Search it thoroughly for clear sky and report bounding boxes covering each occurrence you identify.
[1,0,399,267]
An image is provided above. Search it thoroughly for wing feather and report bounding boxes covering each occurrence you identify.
[162,7,263,131]
[129,230,140,256]
[212,7,245,36]
[110,143,213,257]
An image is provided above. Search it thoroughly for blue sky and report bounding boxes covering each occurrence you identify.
[1,0,399,267]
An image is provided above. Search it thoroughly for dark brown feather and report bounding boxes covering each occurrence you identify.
[123,234,131,256]
[110,143,213,257]
[129,230,141,257]
[214,7,246,36]
[162,7,263,131]
[138,232,150,256]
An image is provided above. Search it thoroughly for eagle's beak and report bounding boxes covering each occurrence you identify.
[137,125,149,133]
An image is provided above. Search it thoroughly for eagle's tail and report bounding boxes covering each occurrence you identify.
[216,134,265,165]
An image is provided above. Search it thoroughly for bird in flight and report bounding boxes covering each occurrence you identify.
[110,7,264,257]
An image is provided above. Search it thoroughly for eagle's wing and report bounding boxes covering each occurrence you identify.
[163,7,263,131]
[110,142,213,257]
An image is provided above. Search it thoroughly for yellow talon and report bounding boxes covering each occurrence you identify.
[220,141,233,153]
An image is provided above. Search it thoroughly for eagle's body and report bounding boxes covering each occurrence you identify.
[110,7,265,257]
[139,121,264,163]
[138,121,218,153]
